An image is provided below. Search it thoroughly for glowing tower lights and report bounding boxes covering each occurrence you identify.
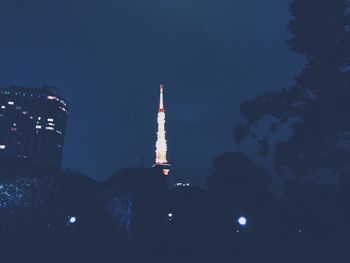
[154,84,171,176]
[156,84,167,164]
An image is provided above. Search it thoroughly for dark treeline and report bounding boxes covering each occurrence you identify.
[1,0,350,262]
[0,153,349,262]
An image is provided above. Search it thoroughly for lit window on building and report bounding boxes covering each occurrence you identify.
[38,117,42,120]
[45,127,54,131]
[60,99,67,106]
[60,106,68,113]
[0,145,5,149]
[36,125,42,129]
[1,106,5,109]
[47,118,54,122]
[48,123,55,126]
[22,111,28,115]
[8,101,14,105]
[47,95,57,100]
[56,130,62,135]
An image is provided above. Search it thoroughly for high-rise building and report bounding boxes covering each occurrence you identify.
[153,84,170,176]
[0,86,68,167]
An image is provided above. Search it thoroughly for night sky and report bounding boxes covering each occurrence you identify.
[0,0,304,185]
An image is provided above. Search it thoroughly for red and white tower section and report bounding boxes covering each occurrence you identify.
[154,84,170,176]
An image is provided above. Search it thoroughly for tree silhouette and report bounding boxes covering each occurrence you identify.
[206,152,272,225]
[207,152,270,198]
[108,168,168,262]
[235,0,350,178]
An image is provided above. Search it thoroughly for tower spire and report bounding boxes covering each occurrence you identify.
[159,83,164,112]
[154,83,170,176]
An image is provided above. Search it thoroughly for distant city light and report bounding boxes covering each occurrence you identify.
[175,183,190,187]
[238,216,247,226]
[0,145,6,149]
[167,212,173,222]
[8,101,14,105]
[69,216,77,224]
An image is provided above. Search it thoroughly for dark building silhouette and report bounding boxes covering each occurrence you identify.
[0,86,68,167]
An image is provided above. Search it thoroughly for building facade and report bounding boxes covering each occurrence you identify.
[0,86,68,167]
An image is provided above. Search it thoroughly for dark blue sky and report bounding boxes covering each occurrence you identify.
[0,0,304,185]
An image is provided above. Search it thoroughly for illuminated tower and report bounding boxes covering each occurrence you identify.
[153,84,170,176]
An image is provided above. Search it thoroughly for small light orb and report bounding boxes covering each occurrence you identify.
[168,213,173,218]
[69,216,77,224]
[238,216,247,226]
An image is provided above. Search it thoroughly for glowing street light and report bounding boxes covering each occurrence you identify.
[68,216,77,224]
[238,216,247,226]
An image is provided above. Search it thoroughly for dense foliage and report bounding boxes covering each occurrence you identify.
[235,0,350,177]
